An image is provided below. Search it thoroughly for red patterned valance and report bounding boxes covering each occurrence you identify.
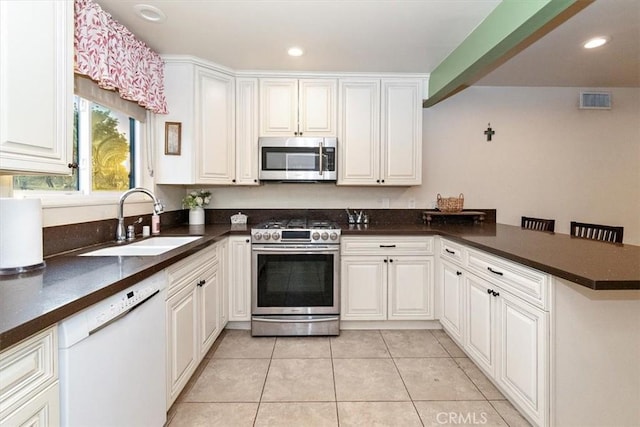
[74,0,168,114]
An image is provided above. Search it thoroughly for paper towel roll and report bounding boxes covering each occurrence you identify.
[0,198,44,271]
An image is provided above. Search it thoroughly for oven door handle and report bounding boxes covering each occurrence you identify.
[252,316,340,323]
[252,246,339,252]
[317,141,323,176]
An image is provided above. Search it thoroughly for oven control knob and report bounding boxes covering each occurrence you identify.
[321,232,329,240]
[312,232,320,240]
[272,232,280,240]
[253,233,262,240]
[330,232,338,240]
[263,232,271,240]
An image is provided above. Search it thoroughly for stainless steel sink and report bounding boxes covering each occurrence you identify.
[79,236,202,257]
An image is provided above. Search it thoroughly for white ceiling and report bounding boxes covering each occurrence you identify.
[96,0,639,87]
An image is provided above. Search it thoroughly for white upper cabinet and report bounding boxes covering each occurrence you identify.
[337,79,381,184]
[156,61,241,185]
[234,78,259,185]
[381,79,422,185]
[259,78,337,137]
[0,0,73,175]
[338,78,422,186]
[196,67,236,184]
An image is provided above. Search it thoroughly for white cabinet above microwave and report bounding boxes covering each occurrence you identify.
[259,79,337,137]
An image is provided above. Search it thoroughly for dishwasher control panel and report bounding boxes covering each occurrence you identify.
[90,285,158,333]
[58,272,166,349]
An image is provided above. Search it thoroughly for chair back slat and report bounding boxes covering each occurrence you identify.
[521,216,555,232]
[570,221,623,243]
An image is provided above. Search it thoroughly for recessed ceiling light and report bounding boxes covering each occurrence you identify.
[133,4,166,23]
[583,36,609,49]
[287,47,304,57]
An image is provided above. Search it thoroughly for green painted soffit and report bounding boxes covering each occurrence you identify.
[424,0,591,107]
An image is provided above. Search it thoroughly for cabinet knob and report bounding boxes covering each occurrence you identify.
[376,179,381,183]
[68,162,79,169]
[492,290,500,297]
[383,259,388,263]
[487,288,493,294]
[232,179,236,183]
[197,279,206,287]
[389,259,393,263]
[456,271,462,276]
[246,239,250,243]
[254,179,258,183]
[381,179,385,183]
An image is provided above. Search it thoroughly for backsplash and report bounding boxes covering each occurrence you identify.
[43,208,495,257]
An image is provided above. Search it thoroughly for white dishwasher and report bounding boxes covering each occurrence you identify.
[58,272,166,427]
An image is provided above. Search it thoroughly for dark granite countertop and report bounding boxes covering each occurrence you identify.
[1,222,638,351]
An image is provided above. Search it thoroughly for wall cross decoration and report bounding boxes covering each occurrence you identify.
[484,123,495,141]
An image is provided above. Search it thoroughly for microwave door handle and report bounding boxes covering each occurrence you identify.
[318,141,323,176]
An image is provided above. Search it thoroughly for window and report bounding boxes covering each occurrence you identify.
[13,95,139,194]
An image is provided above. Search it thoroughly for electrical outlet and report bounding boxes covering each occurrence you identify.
[408,198,416,208]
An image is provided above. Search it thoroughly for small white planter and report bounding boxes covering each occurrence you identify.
[189,207,205,225]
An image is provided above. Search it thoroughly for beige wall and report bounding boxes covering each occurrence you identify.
[209,86,640,244]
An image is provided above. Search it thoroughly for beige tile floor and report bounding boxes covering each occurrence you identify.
[167,329,532,427]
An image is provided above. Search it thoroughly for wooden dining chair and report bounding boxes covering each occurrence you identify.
[570,221,624,243]
[521,216,555,232]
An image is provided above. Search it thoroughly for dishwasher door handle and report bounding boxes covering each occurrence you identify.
[89,290,160,336]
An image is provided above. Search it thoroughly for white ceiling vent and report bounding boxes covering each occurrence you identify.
[580,91,611,109]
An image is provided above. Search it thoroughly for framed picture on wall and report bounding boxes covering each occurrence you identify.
[164,122,182,155]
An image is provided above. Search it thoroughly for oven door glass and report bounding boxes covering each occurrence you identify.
[253,250,339,315]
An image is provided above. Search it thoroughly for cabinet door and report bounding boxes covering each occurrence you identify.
[380,79,422,185]
[464,273,495,375]
[337,79,380,185]
[196,67,235,184]
[0,0,73,175]
[259,79,298,136]
[198,261,220,359]
[0,382,59,427]
[216,240,229,328]
[235,78,259,185]
[340,256,386,320]
[440,259,464,343]
[298,79,337,136]
[166,283,198,408]
[228,237,252,321]
[388,256,434,320]
[496,290,548,427]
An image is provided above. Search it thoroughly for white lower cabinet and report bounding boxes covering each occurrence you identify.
[165,245,222,408]
[439,259,464,343]
[341,256,387,320]
[495,289,547,426]
[0,327,59,427]
[438,238,549,427]
[228,236,252,321]
[464,273,495,375]
[341,237,434,321]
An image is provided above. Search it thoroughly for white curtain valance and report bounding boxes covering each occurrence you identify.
[74,0,168,114]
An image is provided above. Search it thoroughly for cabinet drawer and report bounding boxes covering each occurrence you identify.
[439,238,465,266]
[167,247,217,297]
[466,248,548,309]
[0,327,57,419]
[341,236,434,256]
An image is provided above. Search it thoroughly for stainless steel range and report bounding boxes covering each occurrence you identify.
[251,218,341,336]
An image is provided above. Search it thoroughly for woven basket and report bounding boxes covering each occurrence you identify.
[437,193,464,213]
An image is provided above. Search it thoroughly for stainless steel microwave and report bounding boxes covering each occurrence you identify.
[258,137,337,182]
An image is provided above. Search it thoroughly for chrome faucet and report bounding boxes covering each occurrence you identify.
[116,188,164,241]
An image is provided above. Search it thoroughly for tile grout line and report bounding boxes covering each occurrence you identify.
[329,335,341,427]
[252,335,277,427]
[380,329,427,427]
